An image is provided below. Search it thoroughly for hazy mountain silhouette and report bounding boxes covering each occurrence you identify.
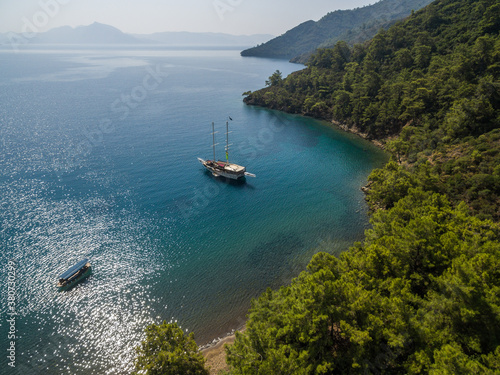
[2,22,273,47]
[32,22,143,44]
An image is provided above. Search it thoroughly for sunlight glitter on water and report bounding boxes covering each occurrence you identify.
[0,176,173,374]
[0,47,387,374]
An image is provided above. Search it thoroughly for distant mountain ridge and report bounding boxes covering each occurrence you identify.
[3,22,273,47]
[134,31,273,47]
[241,0,434,61]
[31,23,142,44]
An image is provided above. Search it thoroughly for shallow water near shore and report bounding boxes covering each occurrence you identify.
[0,46,387,374]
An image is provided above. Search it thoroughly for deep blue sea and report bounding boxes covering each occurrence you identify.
[0,45,387,374]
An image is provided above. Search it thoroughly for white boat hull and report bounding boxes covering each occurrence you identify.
[198,158,255,179]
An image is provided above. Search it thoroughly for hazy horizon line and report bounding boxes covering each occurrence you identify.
[1,21,276,37]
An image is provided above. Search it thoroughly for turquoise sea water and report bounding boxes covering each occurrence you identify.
[0,46,387,374]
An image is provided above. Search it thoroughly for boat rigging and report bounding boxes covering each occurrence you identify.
[198,119,256,180]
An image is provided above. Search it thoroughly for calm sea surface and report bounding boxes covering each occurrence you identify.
[0,46,387,374]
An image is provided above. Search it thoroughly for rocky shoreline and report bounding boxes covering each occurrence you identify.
[332,120,386,150]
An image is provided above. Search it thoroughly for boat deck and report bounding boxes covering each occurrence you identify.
[216,161,245,172]
[208,160,245,172]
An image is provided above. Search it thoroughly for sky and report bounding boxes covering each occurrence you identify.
[0,0,377,36]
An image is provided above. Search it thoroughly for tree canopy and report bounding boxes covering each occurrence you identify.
[226,189,500,373]
[134,1,500,373]
[132,322,209,375]
[265,70,283,87]
[228,0,500,373]
[245,0,500,221]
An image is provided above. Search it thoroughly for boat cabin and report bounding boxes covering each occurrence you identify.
[57,258,91,288]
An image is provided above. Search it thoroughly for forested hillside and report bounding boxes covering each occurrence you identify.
[241,0,433,61]
[227,0,500,373]
[244,0,500,220]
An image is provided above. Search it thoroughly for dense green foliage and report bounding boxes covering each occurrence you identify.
[265,70,284,87]
[228,0,500,373]
[132,322,209,375]
[227,190,500,373]
[368,129,500,219]
[245,0,500,220]
[245,0,499,136]
[241,0,433,61]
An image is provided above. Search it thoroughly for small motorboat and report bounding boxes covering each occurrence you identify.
[57,258,92,290]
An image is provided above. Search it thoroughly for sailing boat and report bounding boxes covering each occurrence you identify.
[198,120,256,180]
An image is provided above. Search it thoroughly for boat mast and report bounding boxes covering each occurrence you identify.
[212,122,216,162]
[225,120,232,165]
[226,121,229,165]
